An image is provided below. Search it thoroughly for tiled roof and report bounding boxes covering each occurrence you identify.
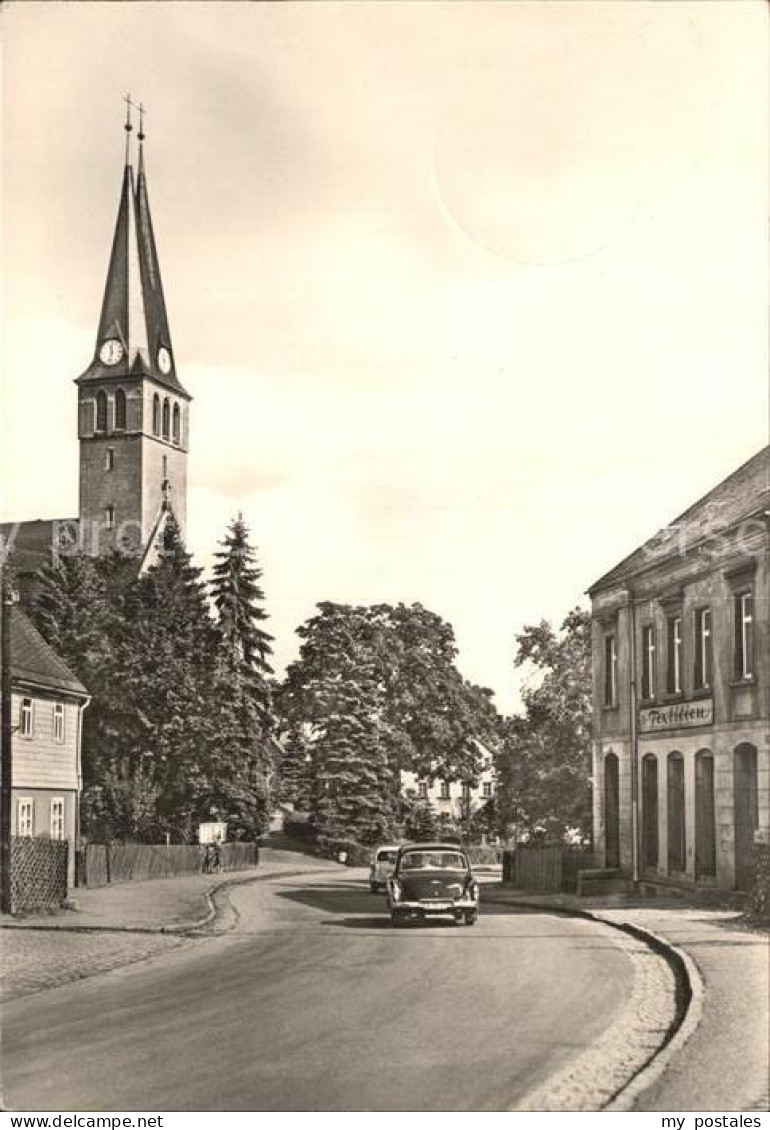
[8,607,89,698]
[589,446,770,595]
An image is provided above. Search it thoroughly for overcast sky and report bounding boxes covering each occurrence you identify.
[2,1,767,713]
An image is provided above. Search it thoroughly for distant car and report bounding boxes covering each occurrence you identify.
[369,844,400,893]
[386,842,480,926]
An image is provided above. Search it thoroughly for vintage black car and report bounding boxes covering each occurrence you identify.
[386,842,480,926]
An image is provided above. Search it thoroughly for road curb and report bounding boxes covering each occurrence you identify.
[0,866,340,937]
[485,890,701,1111]
[602,920,705,1112]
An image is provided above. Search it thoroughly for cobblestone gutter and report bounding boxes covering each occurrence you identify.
[512,909,700,1113]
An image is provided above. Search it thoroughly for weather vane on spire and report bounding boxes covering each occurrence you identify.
[123,94,147,164]
[123,92,137,132]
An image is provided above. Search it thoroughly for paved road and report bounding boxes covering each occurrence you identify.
[3,868,636,1111]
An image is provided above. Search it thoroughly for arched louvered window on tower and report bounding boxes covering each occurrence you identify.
[153,394,161,436]
[95,390,108,432]
[162,398,170,439]
[114,388,126,430]
[172,403,181,444]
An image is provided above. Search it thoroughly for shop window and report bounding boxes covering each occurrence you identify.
[667,752,686,873]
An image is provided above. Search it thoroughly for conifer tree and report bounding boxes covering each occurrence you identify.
[128,515,219,835]
[208,515,276,835]
[211,514,273,728]
[275,723,315,812]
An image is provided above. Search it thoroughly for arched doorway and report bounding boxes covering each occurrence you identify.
[667,752,686,874]
[604,753,620,869]
[734,743,758,890]
[695,750,716,880]
[642,754,658,871]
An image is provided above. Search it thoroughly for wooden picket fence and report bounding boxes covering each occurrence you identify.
[77,841,258,888]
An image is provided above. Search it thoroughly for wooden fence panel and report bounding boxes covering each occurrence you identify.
[109,843,203,882]
[512,844,562,892]
[220,842,258,871]
[77,841,259,886]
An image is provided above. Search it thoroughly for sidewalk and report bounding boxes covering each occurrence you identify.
[484,884,769,1113]
[0,848,338,934]
[0,849,341,1002]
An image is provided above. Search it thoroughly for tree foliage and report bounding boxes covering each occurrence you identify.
[210,514,273,730]
[403,800,438,842]
[277,601,502,844]
[498,607,592,842]
[28,515,275,841]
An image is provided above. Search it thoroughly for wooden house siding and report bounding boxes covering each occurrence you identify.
[12,691,80,792]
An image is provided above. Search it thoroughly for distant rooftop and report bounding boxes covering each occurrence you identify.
[5,606,89,699]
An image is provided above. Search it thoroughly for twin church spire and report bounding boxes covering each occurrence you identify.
[78,98,188,398]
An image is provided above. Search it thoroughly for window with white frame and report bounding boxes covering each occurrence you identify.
[417,780,428,799]
[50,798,65,840]
[18,798,34,837]
[482,781,493,799]
[105,505,115,530]
[604,634,617,707]
[439,781,450,800]
[735,591,754,679]
[19,697,33,738]
[667,615,683,695]
[694,608,712,690]
[105,448,114,472]
[53,703,65,743]
[641,625,656,700]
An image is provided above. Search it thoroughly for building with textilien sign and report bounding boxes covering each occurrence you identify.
[588,447,769,892]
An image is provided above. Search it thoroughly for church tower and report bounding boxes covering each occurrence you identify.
[76,103,190,564]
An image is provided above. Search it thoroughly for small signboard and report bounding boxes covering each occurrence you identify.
[639,698,713,734]
[198,821,228,845]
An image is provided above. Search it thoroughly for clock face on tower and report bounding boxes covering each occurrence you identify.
[158,347,172,375]
[99,339,124,365]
